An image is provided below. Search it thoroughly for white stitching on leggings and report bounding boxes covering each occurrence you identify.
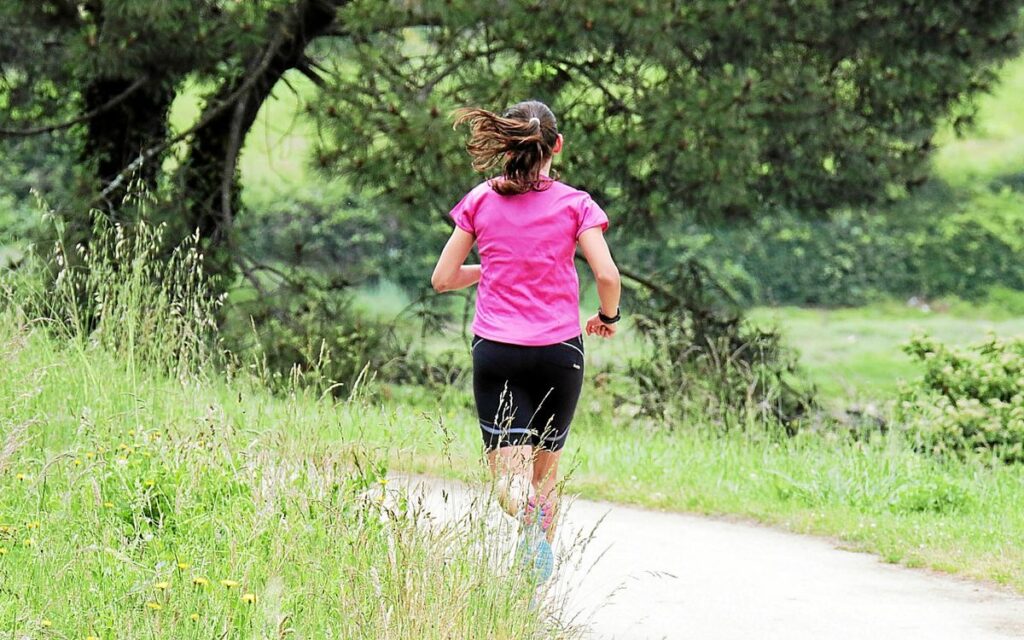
[559,340,584,358]
[471,337,484,352]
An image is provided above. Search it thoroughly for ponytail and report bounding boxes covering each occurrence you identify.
[452,100,559,196]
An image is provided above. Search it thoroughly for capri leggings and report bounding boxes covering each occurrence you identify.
[470,334,585,452]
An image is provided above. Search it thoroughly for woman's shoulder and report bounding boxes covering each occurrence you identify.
[549,179,597,203]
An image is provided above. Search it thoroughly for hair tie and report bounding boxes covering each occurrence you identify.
[528,117,540,129]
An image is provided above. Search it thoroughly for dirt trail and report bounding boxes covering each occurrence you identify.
[393,475,1024,640]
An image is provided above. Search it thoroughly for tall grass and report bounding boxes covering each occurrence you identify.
[12,209,222,381]
[0,221,565,638]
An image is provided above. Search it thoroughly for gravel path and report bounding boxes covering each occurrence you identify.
[393,475,1024,640]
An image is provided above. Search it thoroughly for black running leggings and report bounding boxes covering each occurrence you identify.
[470,334,585,452]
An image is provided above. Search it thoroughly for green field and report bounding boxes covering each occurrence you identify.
[752,303,1024,404]
[933,55,1024,186]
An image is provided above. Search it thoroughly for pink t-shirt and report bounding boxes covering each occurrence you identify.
[449,177,609,346]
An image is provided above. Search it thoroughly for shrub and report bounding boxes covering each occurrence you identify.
[621,259,816,432]
[681,188,1024,306]
[897,333,1024,463]
[221,270,467,397]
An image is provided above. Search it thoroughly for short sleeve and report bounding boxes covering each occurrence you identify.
[448,189,477,235]
[576,195,609,238]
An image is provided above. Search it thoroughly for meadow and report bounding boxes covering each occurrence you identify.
[0,305,554,638]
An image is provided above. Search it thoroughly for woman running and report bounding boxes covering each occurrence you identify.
[431,99,622,583]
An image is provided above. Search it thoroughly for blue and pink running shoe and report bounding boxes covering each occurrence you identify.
[516,495,555,583]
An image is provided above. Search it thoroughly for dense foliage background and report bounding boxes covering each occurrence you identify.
[2,1,1023,275]
[2,1,1024,422]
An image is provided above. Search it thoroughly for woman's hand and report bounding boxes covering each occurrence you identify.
[585,314,617,338]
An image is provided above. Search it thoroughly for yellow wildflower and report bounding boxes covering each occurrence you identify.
[103,502,114,509]
[219,579,239,588]
[74,459,82,466]
[378,477,389,485]
[189,613,200,622]
[23,538,34,547]
[0,547,7,555]
[241,593,257,604]
[128,429,136,437]
[86,451,95,459]
[146,601,161,611]
[27,521,40,529]
[144,480,155,488]
[15,473,27,482]
[41,619,52,627]
[153,581,170,590]
[87,636,100,640]
[192,576,209,586]
[177,562,190,570]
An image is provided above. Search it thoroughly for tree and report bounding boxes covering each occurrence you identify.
[1,0,1022,285]
[317,1,1024,232]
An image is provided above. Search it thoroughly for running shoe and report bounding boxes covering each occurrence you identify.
[515,496,555,583]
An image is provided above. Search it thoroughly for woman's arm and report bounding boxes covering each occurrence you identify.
[578,227,621,337]
[431,227,480,292]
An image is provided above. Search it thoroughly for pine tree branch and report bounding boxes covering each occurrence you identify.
[0,75,149,138]
[94,18,295,204]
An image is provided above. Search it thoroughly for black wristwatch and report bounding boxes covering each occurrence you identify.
[598,307,621,324]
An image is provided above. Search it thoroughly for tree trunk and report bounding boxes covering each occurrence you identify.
[179,0,345,281]
[82,77,173,213]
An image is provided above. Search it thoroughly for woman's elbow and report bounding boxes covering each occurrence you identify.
[431,273,450,293]
[596,267,620,288]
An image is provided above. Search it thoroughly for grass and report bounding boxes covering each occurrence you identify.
[750,302,1024,405]
[374,380,1024,592]
[0,225,557,639]
[933,55,1024,186]
[362,281,1024,407]
[0,320,555,639]
[5,304,1024,620]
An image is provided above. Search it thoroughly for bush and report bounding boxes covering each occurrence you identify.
[221,270,468,397]
[680,187,1024,306]
[620,259,816,431]
[237,184,449,294]
[897,333,1024,463]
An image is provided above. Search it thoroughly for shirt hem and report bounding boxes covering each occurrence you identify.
[472,326,584,347]
[576,220,609,239]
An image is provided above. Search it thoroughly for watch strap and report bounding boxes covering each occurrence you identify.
[598,307,620,324]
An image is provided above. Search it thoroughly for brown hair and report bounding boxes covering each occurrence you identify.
[452,100,559,196]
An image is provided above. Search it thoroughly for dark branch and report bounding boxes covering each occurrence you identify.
[94,18,296,204]
[296,56,328,88]
[0,75,149,138]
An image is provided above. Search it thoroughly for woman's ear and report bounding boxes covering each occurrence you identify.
[553,133,564,154]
